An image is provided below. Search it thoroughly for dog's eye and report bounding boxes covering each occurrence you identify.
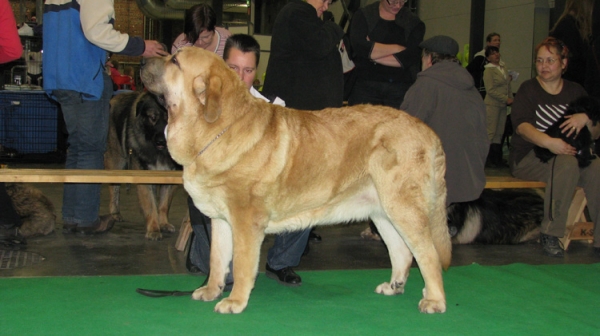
[171,56,179,67]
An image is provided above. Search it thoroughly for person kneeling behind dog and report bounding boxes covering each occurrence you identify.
[186,34,304,289]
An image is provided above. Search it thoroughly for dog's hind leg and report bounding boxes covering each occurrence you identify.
[371,215,413,295]
[157,184,177,233]
[376,175,448,314]
[192,218,233,302]
[136,184,162,240]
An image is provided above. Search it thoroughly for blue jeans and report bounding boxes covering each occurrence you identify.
[53,73,112,226]
[187,196,310,282]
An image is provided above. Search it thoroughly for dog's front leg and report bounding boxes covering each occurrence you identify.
[192,218,232,302]
[214,217,265,314]
[108,184,123,221]
[157,184,177,233]
[136,184,162,240]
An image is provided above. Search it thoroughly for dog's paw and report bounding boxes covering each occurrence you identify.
[375,281,405,295]
[214,297,248,314]
[111,213,123,222]
[418,298,446,314]
[159,222,176,233]
[145,231,163,241]
[191,286,221,302]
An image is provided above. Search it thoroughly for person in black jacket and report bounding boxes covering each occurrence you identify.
[550,0,594,87]
[262,0,344,257]
[347,0,425,107]
[262,0,344,110]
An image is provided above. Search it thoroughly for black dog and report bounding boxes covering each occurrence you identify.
[105,91,181,240]
[447,189,543,244]
[534,96,600,167]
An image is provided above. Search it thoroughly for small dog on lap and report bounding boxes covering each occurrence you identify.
[534,95,600,167]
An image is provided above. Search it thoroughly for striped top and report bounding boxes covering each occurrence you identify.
[171,27,231,57]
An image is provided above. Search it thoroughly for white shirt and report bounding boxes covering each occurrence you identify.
[250,86,285,106]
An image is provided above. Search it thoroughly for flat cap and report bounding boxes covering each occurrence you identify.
[419,35,459,56]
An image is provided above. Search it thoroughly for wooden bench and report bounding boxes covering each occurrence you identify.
[0,168,183,184]
[485,176,593,250]
[0,168,593,250]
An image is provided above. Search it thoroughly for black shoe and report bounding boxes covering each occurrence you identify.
[309,230,322,242]
[265,264,302,287]
[540,233,564,257]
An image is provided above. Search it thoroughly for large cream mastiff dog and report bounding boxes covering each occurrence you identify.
[141,47,451,314]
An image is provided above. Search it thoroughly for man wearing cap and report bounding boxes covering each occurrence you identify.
[400,35,488,205]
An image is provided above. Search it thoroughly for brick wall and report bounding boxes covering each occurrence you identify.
[9,0,148,64]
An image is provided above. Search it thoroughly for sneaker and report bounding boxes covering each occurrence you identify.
[540,233,564,257]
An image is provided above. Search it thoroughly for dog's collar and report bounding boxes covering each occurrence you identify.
[197,125,231,157]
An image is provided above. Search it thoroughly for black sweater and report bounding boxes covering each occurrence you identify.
[262,0,344,110]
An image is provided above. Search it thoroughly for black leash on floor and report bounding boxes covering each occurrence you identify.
[136,221,211,298]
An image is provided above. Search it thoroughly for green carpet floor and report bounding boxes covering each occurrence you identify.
[1,263,599,335]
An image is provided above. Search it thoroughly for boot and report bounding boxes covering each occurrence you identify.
[485,144,498,168]
[489,143,508,168]
[492,144,508,168]
[540,233,564,257]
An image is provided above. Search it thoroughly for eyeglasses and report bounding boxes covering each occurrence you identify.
[535,57,558,66]
[386,0,407,6]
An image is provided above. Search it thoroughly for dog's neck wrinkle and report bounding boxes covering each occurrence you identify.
[196,124,231,157]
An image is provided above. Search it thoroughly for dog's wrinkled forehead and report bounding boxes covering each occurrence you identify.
[159,47,220,98]
[168,47,217,78]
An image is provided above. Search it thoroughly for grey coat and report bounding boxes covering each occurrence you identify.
[401,61,488,204]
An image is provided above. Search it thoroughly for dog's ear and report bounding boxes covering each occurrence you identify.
[193,74,222,123]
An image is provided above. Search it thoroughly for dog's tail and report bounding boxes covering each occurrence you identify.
[429,138,452,270]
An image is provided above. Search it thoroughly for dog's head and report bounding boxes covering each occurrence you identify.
[567,96,600,125]
[140,47,248,165]
[134,92,169,152]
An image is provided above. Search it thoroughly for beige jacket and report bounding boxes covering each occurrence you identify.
[483,64,513,107]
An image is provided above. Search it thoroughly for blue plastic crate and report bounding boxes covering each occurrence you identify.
[0,91,59,154]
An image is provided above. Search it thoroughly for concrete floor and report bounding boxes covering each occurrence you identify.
[1,163,599,279]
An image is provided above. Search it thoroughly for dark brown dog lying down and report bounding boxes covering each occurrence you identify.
[140,47,451,314]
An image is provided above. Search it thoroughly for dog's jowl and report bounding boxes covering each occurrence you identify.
[141,47,452,314]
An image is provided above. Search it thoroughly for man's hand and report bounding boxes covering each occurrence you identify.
[142,40,169,58]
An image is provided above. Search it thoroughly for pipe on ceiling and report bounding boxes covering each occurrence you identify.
[134,0,185,20]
